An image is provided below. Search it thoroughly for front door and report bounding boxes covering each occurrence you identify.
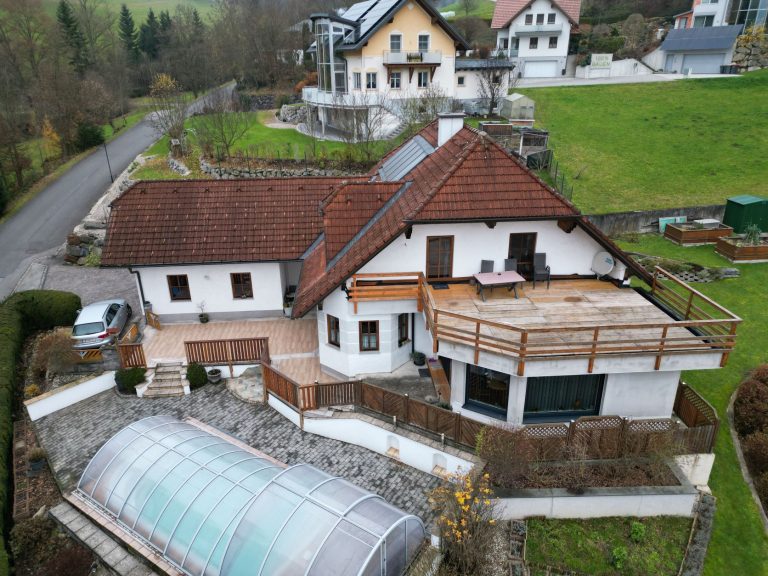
[508,233,537,278]
[465,364,510,419]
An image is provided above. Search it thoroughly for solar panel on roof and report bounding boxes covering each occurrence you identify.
[341,0,377,21]
[378,135,434,181]
[359,0,400,36]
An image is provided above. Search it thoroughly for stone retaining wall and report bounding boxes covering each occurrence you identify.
[586,205,725,237]
[199,157,363,179]
[240,92,301,111]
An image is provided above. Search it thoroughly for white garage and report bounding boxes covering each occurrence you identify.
[524,60,559,78]
[682,53,726,74]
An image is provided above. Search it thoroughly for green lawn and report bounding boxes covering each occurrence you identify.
[520,70,768,215]
[615,234,768,576]
[41,0,215,23]
[526,517,692,575]
[441,0,496,20]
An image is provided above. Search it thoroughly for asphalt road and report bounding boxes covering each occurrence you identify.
[0,82,235,300]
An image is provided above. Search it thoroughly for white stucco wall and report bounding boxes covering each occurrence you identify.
[138,262,286,320]
[26,372,116,421]
[601,371,681,418]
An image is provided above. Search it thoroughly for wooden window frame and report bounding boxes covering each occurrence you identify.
[397,313,409,347]
[359,320,380,352]
[167,275,191,301]
[508,232,537,279]
[327,314,340,348]
[426,235,454,279]
[230,272,253,299]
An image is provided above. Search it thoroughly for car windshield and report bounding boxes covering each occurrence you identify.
[73,322,105,336]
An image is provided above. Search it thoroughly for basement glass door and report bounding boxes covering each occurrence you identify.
[523,374,605,423]
[465,365,510,419]
[508,233,537,278]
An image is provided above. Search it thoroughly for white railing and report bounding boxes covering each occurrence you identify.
[383,50,442,65]
[515,22,563,35]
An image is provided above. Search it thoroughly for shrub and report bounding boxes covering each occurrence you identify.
[186,363,207,389]
[750,364,768,385]
[275,93,292,108]
[743,432,768,476]
[0,290,81,574]
[37,543,93,576]
[75,121,104,151]
[32,330,76,379]
[115,367,146,394]
[28,447,46,462]
[630,521,646,543]
[733,378,768,437]
[0,178,8,216]
[9,516,56,565]
[23,384,41,399]
[612,545,629,569]
[756,472,768,509]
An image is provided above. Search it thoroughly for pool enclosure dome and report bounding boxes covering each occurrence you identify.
[76,415,425,576]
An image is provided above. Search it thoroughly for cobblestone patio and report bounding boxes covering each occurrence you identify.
[34,385,442,523]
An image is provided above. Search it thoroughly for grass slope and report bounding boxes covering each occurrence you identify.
[521,70,768,215]
[616,234,768,576]
[41,0,215,23]
[441,0,496,20]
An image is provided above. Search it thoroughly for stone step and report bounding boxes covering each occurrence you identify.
[155,363,183,373]
[143,388,185,398]
[153,372,182,381]
[148,381,184,391]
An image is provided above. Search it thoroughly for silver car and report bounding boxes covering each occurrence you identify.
[71,299,132,349]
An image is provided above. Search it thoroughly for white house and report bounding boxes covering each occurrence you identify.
[102,115,740,427]
[674,0,733,29]
[491,0,582,78]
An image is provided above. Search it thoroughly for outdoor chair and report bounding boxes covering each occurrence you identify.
[480,260,494,273]
[504,258,518,272]
[533,253,551,289]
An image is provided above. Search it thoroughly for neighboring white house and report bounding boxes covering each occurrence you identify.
[660,24,743,73]
[303,0,515,137]
[674,0,733,29]
[103,114,740,428]
[491,0,582,78]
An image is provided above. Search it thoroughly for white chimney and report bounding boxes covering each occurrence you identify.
[437,112,465,147]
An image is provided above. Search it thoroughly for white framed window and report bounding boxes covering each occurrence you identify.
[418,34,430,52]
[353,72,361,90]
[547,13,556,24]
[457,75,465,86]
[417,71,429,88]
[549,36,558,49]
[390,72,401,89]
[529,37,538,49]
[366,72,377,90]
[536,13,544,24]
[524,13,533,24]
[390,33,402,52]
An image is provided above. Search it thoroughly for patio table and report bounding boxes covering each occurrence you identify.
[473,271,525,302]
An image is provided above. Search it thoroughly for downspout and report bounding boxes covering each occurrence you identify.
[411,312,415,355]
[128,267,146,317]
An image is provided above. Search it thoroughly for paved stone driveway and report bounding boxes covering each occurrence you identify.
[35,385,442,523]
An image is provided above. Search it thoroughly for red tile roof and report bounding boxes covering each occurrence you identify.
[101,178,345,266]
[491,0,581,29]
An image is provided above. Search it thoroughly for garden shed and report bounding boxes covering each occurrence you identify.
[723,195,768,233]
[75,415,426,576]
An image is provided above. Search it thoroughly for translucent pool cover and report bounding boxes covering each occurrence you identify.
[76,415,425,576]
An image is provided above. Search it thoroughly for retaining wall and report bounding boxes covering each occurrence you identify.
[587,204,725,237]
[25,372,116,421]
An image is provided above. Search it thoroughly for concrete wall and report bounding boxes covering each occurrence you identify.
[586,204,725,236]
[575,58,654,78]
[642,47,666,71]
[26,372,116,421]
[138,262,287,321]
[495,487,699,519]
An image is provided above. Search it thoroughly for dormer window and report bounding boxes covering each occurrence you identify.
[390,34,402,52]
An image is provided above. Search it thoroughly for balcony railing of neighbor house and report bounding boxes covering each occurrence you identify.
[262,364,720,454]
[184,337,270,376]
[383,50,442,65]
[515,22,563,36]
[348,268,740,376]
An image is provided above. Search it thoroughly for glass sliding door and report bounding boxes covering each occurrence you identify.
[464,365,510,419]
[508,233,537,278]
[523,374,605,423]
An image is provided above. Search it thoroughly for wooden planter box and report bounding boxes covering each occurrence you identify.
[664,223,733,245]
[715,236,768,262]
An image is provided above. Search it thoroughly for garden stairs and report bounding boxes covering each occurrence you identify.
[144,363,187,398]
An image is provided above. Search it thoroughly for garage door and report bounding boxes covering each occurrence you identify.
[682,53,725,74]
[524,60,559,78]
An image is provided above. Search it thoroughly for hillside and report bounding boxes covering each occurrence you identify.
[41,0,216,22]
[521,70,768,215]
[441,0,496,20]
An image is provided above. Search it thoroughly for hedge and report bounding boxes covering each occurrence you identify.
[0,290,81,575]
[115,367,146,394]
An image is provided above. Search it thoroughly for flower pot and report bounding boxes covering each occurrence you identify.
[412,352,426,366]
[207,369,222,384]
[199,313,209,323]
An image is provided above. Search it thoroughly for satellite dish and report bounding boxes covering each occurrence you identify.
[592,251,615,277]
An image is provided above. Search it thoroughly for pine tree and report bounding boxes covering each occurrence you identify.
[158,10,172,50]
[138,9,160,59]
[56,0,89,74]
[118,4,139,62]
[191,8,205,36]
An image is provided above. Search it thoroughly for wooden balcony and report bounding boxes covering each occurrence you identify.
[348,268,740,376]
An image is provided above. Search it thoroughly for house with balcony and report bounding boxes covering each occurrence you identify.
[102,114,739,429]
[491,0,581,78]
[303,0,515,138]
[675,0,733,29]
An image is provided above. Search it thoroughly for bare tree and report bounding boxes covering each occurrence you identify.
[476,61,514,116]
[460,0,478,18]
[331,92,391,162]
[195,89,252,159]
[397,83,454,137]
[148,73,188,152]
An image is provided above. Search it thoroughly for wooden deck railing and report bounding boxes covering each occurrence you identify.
[262,363,720,455]
[185,338,270,376]
[117,323,146,368]
[349,268,740,376]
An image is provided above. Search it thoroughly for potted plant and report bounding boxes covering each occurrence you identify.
[412,351,426,366]
[197,301,209,323]
[28,447,46,474]
[283,298,293,317]
[207,368,222,384]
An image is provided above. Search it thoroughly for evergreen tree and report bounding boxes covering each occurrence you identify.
[191,8,204,35]
[56,0,89,74]
[138,9,160,59]
[158,10,172,50]
[118,4,139,62]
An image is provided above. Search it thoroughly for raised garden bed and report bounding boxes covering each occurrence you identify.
[715,235,768,262]
[664,223,733,245]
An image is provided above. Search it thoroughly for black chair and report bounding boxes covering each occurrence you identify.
[480,260,494,273]
[533,253,551,289]
[504,258,518,272]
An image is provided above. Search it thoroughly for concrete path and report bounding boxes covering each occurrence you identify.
[516,72,740,88]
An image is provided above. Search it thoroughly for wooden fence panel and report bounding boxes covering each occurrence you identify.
[458,416,484,448]
[571,416,624,459]
[184,338,270,367]
[118,343,146,368]
[262,364,299,409]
